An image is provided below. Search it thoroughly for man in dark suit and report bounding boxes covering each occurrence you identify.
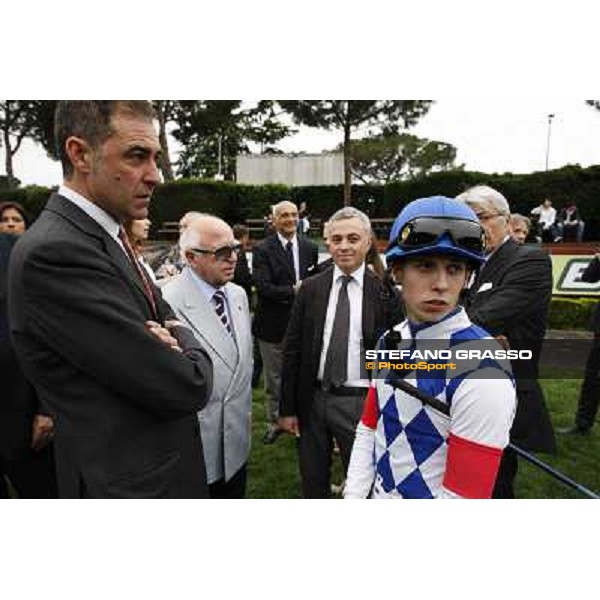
[458,185,556,499]
[280,207,402,498]
[8,101,213,498]
[1,233,57,498]
[560,252,600,434]
[252,201,318,444]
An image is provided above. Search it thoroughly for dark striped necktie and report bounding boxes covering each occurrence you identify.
[322,275,352,391]
[213,290,233,336]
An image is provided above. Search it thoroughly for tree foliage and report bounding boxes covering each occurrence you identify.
[0,100,50,187]
[349,132,460,184]
[278,101,433,204]
[171,101,292,180]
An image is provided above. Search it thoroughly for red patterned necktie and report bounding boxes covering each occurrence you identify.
[118,226,158,319]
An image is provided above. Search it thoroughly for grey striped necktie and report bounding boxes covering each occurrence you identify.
[213,290,233,336]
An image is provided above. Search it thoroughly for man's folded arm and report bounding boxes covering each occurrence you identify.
[20,241,212,418]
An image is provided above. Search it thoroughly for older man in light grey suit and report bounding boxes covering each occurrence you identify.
[162,215,253,498]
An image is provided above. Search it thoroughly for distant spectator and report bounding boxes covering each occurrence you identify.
[559,249,600,435]
[154,211,203,280]
[263,212,274,237]
[558,202,584,242]
[232,223,253,304]
[509,214,532,244]
[297,201,310,237]
[123,217,157,283]
[365,231,385,279]
[1,233,57,498]
[0,201,28,236]
[531,198,560,242]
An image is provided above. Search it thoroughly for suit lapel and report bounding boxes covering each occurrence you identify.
[313,270,334,356]
[298,239,312,279]
[227,285,247,363]
[362,269,376,342]
[46,193,156,315]
[178,271,237,369]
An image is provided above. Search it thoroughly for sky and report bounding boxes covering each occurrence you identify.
[3,99,600,187]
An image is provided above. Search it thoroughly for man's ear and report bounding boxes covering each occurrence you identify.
[65,136,93,174]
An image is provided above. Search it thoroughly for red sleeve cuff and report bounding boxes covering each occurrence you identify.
[443,433,503,499]
[360,386,379,430]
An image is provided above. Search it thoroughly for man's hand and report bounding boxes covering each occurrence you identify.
[145,320,182,352]
[279,416,300,437]
[495,335,510,351]
[293,281,303,294]
[31,415,54,452]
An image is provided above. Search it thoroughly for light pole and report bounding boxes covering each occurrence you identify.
[214,133,224,181]
[545,113,555,171]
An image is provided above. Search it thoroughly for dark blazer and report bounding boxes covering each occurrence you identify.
[252,233,319,343]
[0,234,37,462]
[465,238,555,452]
[8,194,213,498]
[581,256,600,333]
[280,266,403,420]
[233,249,253,305]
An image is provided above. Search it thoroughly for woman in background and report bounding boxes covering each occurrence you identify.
[123,218,158,283]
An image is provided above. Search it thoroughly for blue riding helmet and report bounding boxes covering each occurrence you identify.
[386,196,486,265]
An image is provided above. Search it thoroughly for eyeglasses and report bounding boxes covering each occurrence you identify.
[189,243,242,261]
[475,212,502,222]
[397,217,485,254]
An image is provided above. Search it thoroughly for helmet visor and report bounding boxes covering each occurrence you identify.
[397,217,485,254]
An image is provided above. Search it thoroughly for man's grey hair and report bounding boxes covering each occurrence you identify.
[272,200,297,218]
[510,213,531,229]
[328,206,371,235]
[455,185,511,216]
[179,213,228,263]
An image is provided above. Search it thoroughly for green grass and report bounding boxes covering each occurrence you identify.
[247,386,344,499]
[247,379,600,499]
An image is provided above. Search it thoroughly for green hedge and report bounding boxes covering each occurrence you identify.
[547,297,597,330]
[3,163,600,237]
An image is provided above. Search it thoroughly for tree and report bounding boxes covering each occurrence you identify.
[152,101,176,181]
[586,100,600,111]
[278,101,433,205]
[0,100,43,187]
[349,132,460,184]
[171,101,292,180]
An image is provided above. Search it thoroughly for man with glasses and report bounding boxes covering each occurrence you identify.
[253,201,319,445]
[457,185,555,498]
[163,214,253,498]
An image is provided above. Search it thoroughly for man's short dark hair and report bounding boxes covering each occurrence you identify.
[54,101,155,178]
[232,223,249,239]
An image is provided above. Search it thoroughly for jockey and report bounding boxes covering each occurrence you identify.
[344,196,516,499]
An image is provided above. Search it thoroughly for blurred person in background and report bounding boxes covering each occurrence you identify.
[0,201,28,236]
[509,214,532,245]
[458,185,555,499]
[1,230,57,498]
[123,217,157,283]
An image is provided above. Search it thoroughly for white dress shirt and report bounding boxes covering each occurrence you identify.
[318,262,368,388]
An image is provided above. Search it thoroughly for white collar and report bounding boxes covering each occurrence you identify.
[58,184,120,241]
[332,262,365,288]
[277,232,297,248]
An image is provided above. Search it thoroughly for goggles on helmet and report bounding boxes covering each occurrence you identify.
[397,216,485,254]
